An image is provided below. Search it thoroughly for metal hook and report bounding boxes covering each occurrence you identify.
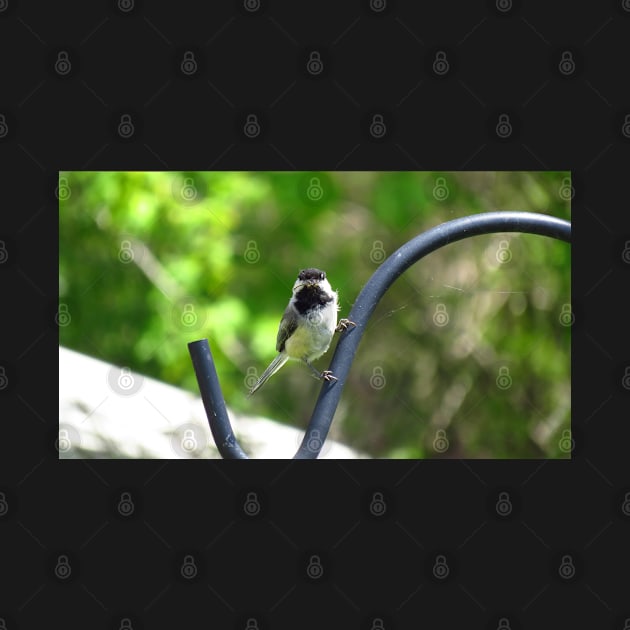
[188,211,571,459]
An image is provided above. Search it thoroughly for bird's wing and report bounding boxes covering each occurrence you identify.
[276,304,298,352]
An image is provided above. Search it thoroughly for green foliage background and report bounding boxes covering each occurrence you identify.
[59,171,571,458]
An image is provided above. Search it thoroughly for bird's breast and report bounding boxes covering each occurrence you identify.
[284,306,336,360]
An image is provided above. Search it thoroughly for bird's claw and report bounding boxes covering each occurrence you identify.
[335,318,357,333]
[320,370,338,382]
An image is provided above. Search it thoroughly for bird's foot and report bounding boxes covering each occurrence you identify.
[335,318,357,333]
[320,370,338,382]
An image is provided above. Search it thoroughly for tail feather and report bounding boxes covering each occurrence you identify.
[248,353,289,396]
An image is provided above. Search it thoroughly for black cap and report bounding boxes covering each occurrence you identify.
[298,268,326,281]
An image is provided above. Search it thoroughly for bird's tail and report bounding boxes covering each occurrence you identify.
[248,353,289,396]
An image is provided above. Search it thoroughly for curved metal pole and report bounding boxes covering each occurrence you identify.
[189,211,571,459]
[188,339,248,458]
[295,211,571,458]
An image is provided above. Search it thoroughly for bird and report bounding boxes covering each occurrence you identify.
[248,268,355,395]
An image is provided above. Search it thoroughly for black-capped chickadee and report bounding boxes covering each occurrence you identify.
[248,268,355,395]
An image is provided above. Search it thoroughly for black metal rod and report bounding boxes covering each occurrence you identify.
[189,211,570,460]
[188,339,248,459]
[295,211,571,458]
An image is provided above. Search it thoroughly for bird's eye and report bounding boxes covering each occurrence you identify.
[320,272,325,279]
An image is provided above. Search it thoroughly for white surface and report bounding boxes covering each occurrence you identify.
[58,347,364,459]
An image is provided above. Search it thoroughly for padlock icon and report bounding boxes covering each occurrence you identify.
[118,491,134,516]
[369,114,386,138]
[57,428,72,452]
[56,303,72,327]
[307,429,322,453]
[495,491,512,516]
[621,241,630,265]
[118,367,134,391]
[55,51,71,76]
[558,429,573,453]
[55,554,72,579]
[0,240,7,265]
[558,50,575,75]
[118,240,134,263]
[310,308,325,326]
[245,366,259,389]
[623,366,630,390]
[181,554,197,579]
[433,303,449,327]
[622,114,630,139]
[559,304,574,327]
[369,491,386,516]
[369,0,386,12]
[496,366,512,390]
[495,0,512,12]
[433,50,449,75]
[56,176,71,201]
[118,114,134,138]
[432,176,449,200]
[180,51,197,75]
[497,618,511,630]
[181,303,197,327]
[0,492,8,516]
[371,619,385,630]
[306,51,323,75]
[496,239,512,263]
[181,429,197,452]
[119,618,133,630]
[621,492,630,517]
[558,176,574,201]
[433,429,449,453]
[243,0,261,12]
[370,366,386,390]
[0,113,8,138]
[306,554,323,579]
[558,554,575,579]
[244,240,260,263]
[245,619,259,630]
[495,113,512,138]
[243,114,260,138]
[370,240,386,263]
[243,492,261,516]
[307,177,323,201]
[181,177,197,201]
[432,554,449,579]
[117,0,135,12]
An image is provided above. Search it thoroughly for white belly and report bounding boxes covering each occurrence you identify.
[284,307,336,360]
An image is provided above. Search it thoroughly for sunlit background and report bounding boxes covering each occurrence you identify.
[59,171,571,458]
